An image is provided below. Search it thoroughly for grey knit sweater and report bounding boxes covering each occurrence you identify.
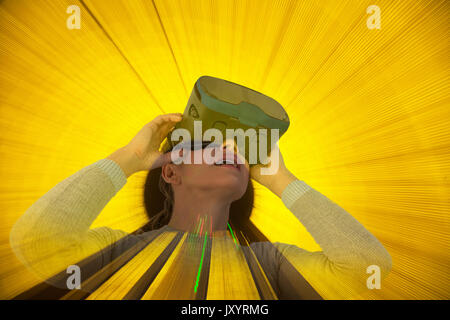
[9,158,392,299]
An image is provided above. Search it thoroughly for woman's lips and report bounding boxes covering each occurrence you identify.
[215,163,240,171]
[211,149,246,172]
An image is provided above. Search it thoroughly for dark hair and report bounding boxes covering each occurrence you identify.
[140,165,254,233]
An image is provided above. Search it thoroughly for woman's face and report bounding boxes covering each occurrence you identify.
[171,142,250,201]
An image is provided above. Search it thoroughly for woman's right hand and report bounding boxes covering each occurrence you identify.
[106,113,183,177]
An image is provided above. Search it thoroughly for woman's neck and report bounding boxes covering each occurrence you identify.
[167,189,232,233]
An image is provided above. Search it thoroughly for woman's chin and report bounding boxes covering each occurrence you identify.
[214,180,248,198]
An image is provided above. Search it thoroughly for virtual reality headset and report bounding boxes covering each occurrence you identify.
[160,76,290,166]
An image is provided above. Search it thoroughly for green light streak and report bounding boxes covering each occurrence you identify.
[227,222,238,247]
[194,231,208,293]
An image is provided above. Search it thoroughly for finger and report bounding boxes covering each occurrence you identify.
[157,121,179,139]
[159,113,183,123]
[151,113,183,127]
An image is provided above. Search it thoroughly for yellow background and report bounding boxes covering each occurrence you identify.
[0,0,448,299]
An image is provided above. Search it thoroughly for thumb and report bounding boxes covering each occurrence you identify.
[149,153,171,170]
[149,148,187,170]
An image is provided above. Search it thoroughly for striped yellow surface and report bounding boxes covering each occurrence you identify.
[0,0,448,299]
[86,231,178,300]
[141,232,192,299]
[207,233,260,299]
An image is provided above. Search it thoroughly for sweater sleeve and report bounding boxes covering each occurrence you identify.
[252,180,393,299]
[9,158,131,283]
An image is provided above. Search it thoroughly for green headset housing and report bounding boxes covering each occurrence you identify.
[160,76,290,166]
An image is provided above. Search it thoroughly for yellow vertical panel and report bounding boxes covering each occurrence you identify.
[141,232,191,299]
[206,235,259,300]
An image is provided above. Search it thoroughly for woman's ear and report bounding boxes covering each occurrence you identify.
[161,163,181,185]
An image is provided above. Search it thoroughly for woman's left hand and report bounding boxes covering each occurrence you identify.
[250,145,297,198]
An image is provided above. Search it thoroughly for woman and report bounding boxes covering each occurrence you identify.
[10,113,392,299]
